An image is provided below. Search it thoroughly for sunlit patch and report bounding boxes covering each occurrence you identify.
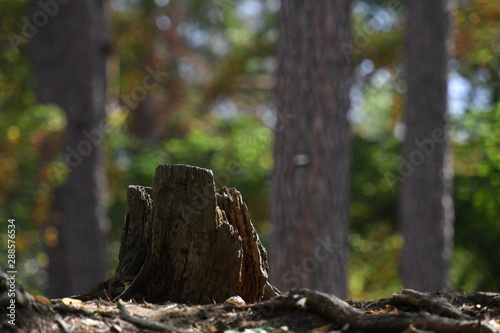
[44,226,58,247]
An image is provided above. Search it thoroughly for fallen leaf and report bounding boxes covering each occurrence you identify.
[34,295,52,306]
[62,297,82,306]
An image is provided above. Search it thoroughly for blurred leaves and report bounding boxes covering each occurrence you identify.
[1,0,499,297]
[452,104,500,291]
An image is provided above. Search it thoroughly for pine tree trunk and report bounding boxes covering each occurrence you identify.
[270,1,352,298]
[401,0,454,291]
[28,0,109,297]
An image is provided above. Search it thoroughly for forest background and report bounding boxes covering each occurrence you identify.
[0,0,499,300]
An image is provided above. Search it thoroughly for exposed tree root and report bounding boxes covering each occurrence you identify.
[249,289,499,333]
[389,289,471,320]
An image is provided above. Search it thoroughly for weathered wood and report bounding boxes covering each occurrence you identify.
[249,289,499,333]
[75,164,274,304]
[111,186,153,297]
[120,164,243,303]
[216,187,269,303]
[76,185,152,301]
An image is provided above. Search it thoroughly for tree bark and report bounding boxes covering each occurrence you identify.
[270,1,352,298]
[401,0,454,291]
[28,0,109,297]
[76,164,274,304]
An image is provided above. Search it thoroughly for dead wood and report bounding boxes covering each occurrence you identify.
[75,164,275,304]
[389,289,471,320]
[215,186,270,303]
[249,289,499,333]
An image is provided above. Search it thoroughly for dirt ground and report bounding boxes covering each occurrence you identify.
[8,298,333,333]
[4,288,500,333]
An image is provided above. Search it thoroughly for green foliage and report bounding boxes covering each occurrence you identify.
[349,134,402,299]
[104,110,272,234]
[451,105,500,292]
[0,0,68,294]
[166,115,272,188]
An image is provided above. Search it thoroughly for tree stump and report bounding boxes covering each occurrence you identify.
[76,164,275,304]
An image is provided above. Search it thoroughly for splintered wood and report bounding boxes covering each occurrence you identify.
[75,164,275,304]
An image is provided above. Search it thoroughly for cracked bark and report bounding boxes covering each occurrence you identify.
[75,164,276,304]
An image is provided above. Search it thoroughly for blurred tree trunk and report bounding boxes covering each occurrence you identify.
[28,0,109,297]
[270,1,352,298]
[401,0,454,291]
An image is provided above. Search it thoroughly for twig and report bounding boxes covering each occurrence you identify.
[55,314,70,333]
[52,302,93,317]
[116,298,175,332]
[103,289,112,302]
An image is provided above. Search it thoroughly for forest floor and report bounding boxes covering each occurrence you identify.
[7,288,500,333]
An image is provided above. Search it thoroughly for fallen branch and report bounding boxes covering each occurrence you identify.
[54,315,70,333]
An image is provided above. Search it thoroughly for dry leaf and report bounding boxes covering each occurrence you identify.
[62,297,82,306]
[34,295,52,306]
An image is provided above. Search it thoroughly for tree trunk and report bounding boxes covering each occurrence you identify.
[401,0,454,291]
[270,1,352,298]
[28,0,109,297]
[75,164,275,304]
